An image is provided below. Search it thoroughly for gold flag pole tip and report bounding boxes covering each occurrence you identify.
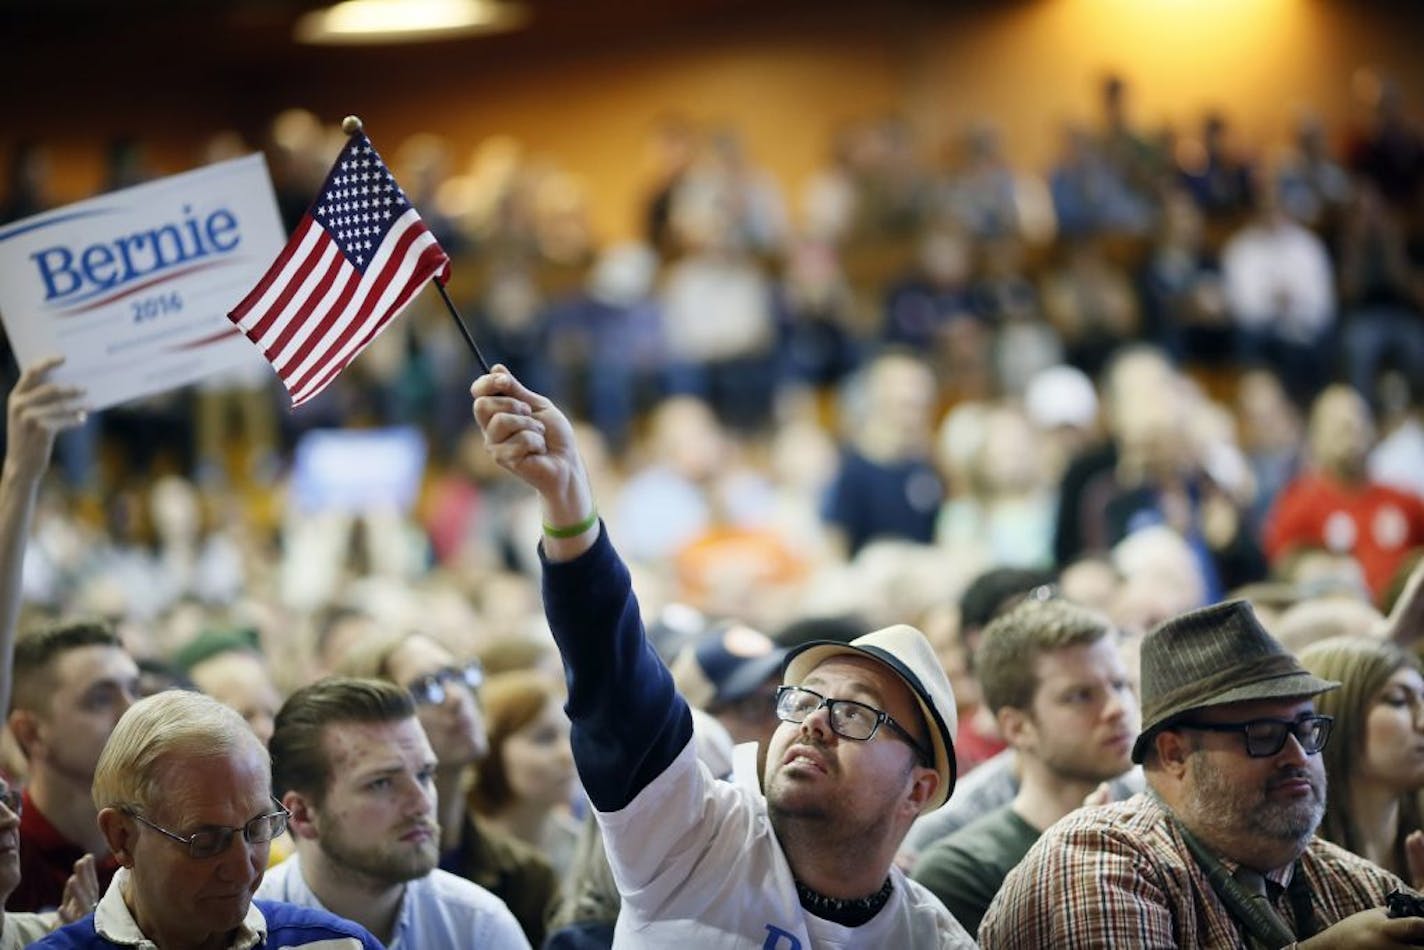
[341,115,364,135]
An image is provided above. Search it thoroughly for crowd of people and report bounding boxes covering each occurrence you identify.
[0,66,1422,947]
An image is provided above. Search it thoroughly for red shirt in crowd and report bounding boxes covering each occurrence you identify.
[1264,474,1424,602]
[951,713,1008,776]
[9,787,120,912]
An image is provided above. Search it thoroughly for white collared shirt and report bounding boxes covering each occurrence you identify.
[257,853,529,950]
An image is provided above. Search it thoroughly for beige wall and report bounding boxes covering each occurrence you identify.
[7,0,1423,241]
[907,0,1423,167]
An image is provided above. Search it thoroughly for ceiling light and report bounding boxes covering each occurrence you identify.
[295,0,528,45]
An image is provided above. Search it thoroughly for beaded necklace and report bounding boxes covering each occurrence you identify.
[794,876,894,927]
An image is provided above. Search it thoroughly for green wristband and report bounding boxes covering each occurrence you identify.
[543,509,598,539]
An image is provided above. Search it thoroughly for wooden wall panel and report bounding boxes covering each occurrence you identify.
[3,0,1421,240]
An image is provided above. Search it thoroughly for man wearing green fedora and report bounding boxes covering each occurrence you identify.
[981,599,1424,949]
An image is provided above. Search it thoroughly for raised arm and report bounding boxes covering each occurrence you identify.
[470,365,597,562]
[469,366,693,817]
[0,357,86,714]
[1380,555,1424,649]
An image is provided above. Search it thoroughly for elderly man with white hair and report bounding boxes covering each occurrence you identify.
[33,690,382,950]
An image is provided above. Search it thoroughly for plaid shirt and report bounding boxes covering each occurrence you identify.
[979,793,1403,949]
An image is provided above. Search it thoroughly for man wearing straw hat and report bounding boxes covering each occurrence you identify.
[472,366,975,947]
[980,599,1424,949]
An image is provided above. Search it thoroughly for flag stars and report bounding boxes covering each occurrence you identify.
[310,139,429,270]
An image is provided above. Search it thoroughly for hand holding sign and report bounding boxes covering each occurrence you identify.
[6,355,87,480]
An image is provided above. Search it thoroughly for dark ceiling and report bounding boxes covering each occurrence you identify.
[1,0,963,153]
[0,0,852,53]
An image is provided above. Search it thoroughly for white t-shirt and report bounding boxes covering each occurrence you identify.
[599,740,976,949]
[1221,219,1335,342]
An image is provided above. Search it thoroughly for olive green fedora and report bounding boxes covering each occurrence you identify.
[1131,600,1339,764]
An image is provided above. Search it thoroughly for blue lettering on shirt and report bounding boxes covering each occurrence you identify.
[763,924,803,949]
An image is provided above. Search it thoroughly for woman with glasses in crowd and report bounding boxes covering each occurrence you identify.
[1300,635,1424,885]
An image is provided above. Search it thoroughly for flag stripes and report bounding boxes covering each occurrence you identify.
[226,130,451,407]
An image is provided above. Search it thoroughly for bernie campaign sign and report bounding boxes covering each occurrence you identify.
[0,155,286,409]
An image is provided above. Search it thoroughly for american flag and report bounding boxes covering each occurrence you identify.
[228,130,450,407]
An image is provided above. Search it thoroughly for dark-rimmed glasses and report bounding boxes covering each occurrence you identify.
[775,685,932,766]
[125,796,290,859]
[406,660,484,706]
[1175,714,1333,758]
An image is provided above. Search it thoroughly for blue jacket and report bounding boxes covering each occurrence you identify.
[29,898,383,949]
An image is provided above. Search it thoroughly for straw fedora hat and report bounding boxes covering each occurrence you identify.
[1130,600,1339,764]
[783,624,958,812]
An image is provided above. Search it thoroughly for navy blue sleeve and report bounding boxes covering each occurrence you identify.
[540,524,695,812]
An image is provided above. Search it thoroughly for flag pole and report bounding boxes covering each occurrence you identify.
[341,115,492,376]
[434,279,491,375]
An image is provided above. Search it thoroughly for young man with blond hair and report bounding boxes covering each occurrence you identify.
[913,597,1137,934]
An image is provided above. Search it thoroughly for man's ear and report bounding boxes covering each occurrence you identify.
[901,766,939,819]
[996,706,1033,752]
[98,808,136,868]
[7,710,40,762]
[1152,728,1192,780]
[282,790,321,842]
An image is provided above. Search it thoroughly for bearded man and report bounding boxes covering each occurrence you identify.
[259,677,529,949]
[472,366,975,946]
[980,600,1424,949]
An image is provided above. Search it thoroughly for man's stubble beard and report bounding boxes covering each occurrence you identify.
[1184,754,1324,854]
[764,755,908,853]
[1040,742,1133,788]
[318,821,439,885]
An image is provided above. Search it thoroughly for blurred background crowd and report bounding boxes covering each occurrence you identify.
[3,0,1424,938]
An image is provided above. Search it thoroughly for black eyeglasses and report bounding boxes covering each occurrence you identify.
[405,660,485,706]
[775,686,932,766]
[0,782,20,816]
[125,796,290,859]
[1175,714,1334,758]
